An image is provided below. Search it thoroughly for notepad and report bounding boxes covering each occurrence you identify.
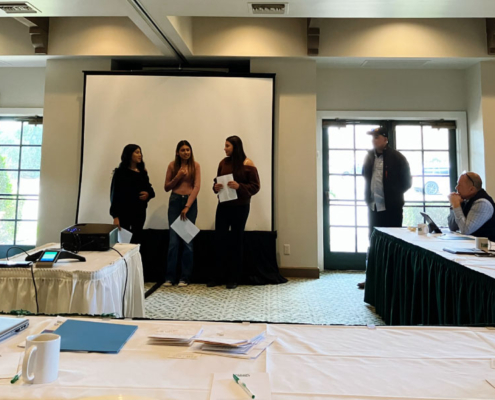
[53,319,137,353]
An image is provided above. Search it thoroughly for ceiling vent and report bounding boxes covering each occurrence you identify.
[0,2,39,14]
[249,3,288,15]
[361,59,431,69]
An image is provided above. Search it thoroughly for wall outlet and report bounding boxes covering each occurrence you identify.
[284,244,290,255]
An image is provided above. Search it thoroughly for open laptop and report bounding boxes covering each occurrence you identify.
[419,212,443,234]
[0,317,29,342]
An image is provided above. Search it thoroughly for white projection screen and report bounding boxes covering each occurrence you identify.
[78,73,274,231]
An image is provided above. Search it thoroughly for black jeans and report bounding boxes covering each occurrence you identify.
[214,203,250,284]
[119,212,146,244]
[368,206,403,239]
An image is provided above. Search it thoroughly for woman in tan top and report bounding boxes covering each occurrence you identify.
[210,135,260,289]
[164,140,201,287]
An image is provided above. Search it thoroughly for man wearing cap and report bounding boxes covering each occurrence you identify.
[448,172,495,241]
[358,126,412,289]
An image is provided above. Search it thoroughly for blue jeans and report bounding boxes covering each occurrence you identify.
[165,193,198,283]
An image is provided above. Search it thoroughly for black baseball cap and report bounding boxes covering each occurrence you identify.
[367,127,388,138]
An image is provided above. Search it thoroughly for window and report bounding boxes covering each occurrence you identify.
[0,119,43,247]
[323,120,457,269]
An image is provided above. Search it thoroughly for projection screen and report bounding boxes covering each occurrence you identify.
[77,73,274,231]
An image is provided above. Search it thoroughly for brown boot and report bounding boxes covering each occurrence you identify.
[357,282,365,290]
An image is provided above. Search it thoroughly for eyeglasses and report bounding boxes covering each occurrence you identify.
[462,171,475,186]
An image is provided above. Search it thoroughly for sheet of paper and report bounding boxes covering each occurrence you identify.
[0,353,23,379]
[170,217,200,244]
[217,174,238,203]
[118,228,133,244]
[197,336,276,359]
[149,324,203,340]
[210,372,272,400]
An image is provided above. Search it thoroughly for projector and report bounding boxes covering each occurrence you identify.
[61,223,118,252]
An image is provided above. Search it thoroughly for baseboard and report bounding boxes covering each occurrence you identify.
[279,267,320,279]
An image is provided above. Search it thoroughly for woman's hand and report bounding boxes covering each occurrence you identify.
[214,183,224,193]
[113,217,121,231]
[176,168,187,179]
[180,206,190,221]
[139,191,149,201]
[227,181,239,190]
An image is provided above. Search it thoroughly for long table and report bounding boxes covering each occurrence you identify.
[0,244,145,318]
[1,316,495,399]
[365,227,495,325]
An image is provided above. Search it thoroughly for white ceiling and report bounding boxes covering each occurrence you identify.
[0,0,495,18]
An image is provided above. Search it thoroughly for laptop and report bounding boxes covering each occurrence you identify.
[0,317,29,342]
[419,212,443,234]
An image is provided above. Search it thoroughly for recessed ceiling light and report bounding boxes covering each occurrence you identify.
[0,2,39,14]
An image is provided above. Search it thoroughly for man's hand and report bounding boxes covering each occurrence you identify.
[448,192,462,208]
[227,181,239,190]
[113,217,121,231]
[214,183,223,193]
[139,191,149,201]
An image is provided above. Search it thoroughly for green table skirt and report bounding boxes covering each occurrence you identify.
[364,229,495,325]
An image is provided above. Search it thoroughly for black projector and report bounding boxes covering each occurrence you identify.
[61,223,118,252]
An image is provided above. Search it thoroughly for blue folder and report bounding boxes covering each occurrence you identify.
[54,319,137,353]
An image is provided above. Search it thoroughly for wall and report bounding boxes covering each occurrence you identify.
[318,19,487,58]
[193,18,307,57]
[0,19,33,55]
[251,58,318,269]
[466,64,484,181]
[480,62,495,195]
[37,58,112,245]
[0,68,45,108]
[317,68,467,111]
[48,17,162,56]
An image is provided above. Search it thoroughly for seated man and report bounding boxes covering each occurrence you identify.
[448,172,495,241]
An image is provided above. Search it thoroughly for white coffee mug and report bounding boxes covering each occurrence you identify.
[22,333,60,384]
[475,237,491,251]
[417,223,428,235]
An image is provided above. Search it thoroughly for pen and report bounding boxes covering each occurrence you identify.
[233,374,255,399]
[11,371,21,384]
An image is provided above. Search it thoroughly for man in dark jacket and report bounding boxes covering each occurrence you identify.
[448,172,495,241]
[358,126,412,289]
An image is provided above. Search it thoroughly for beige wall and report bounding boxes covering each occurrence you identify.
[0,68,45,108]
[480,62,495,195]
[48,17,162,56]
[466,64,485,182]
[168,16,193,53]
[37,58,112,245]
[317,68,467,111]
[319,19,487,58]
[251,58,318,269]
[193,18,307,57]
[0,19,33,55]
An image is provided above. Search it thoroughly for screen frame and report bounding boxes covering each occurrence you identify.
[77,71,276,231]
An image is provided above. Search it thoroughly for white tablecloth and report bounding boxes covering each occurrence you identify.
[377,228,495,279]
[1,316,495,399]
[0,244,144,318]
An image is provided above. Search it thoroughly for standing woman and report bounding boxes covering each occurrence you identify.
[110,144,155,244]
[164,140,201,287]
[211,136,260,289]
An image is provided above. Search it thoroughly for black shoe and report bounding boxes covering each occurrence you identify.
[226,282,238,289]
[357,281,365,290]
[207,281,221,288]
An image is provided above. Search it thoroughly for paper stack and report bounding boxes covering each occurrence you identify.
[148,324,203,347]
[194,328,276,359]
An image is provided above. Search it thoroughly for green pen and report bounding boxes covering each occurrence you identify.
[11,371,21,384]
[233,374,255,399]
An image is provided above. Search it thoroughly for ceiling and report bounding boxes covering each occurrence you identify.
[0,0,494,19]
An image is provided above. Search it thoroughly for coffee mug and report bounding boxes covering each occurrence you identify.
[22,333,60,384]
[475,237,491,251]
[417,223,428,235]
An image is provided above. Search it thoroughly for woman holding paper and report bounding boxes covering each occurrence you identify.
[164,140,201,287]
[110,144,155,244]
[210,136,260,289]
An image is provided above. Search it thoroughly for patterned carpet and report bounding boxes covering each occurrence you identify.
[144,271,384,325]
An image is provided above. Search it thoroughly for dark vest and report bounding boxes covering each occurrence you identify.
[461,189,495,241]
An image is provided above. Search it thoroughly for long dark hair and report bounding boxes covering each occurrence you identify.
[118,144,146,172]
[173,140,196,180]
[226,136,247,178]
